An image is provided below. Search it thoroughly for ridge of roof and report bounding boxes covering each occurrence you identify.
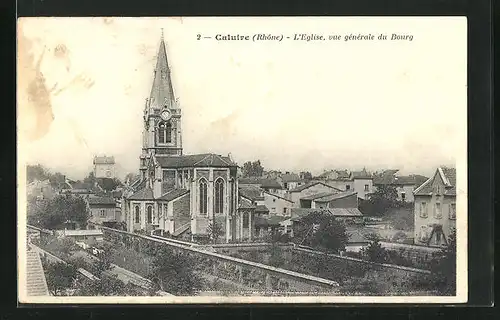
[289,181,342,193]
[313,190,358,202]
[158,188,189,201]
[262,190,294,202]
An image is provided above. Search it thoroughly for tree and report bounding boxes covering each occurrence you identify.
[293,211,348,254]
[312,218,349,254]
[97,177,121,192]
[149,247,204,295]
[27,164,49,183]
[83,172,96,186]
[33,194,90,230]
[49,172,67,190]
[44,261,78,296]
[206,221,224,244]
[242,160,264,177]
[363,239,388,263]
[428,229,456,295]
[90,243,114,278]
[359,184,399,216]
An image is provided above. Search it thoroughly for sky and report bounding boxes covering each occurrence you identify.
[17,17,467,180]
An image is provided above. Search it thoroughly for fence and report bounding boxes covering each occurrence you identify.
[98,225,339,294]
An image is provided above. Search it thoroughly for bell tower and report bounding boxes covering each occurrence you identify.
[140,31,183,176]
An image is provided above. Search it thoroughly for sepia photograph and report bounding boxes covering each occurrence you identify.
[17,17,467,304]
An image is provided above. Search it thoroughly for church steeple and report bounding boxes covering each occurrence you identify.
[140,32,183,176]
[148,32,177,111]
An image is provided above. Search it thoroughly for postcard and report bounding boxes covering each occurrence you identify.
[17,16,467,304]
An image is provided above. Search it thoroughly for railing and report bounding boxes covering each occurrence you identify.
[99,225,339,294]
[296,245,431,275]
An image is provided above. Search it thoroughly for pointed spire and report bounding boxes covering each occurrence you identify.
[149,32,177,110]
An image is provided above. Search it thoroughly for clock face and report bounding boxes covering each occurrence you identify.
[160,109,171,121]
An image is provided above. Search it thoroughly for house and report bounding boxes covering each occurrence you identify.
[27,179,57,201]
[308,190,358,209]
[372,169,429,202]
[279,172,305,191]
[60,181,97,196]
[93,155,116,179]
[253,215,291,239]
[350,169,374,200]
[413,167,456,247]
[87,196,119,225]
[262,191,294,216]
[290,207,364,228]
[59,229,104,246]
[121,35,250,243]
[345,228,371,252]
[238,177,283,195]
[287,181,343,208]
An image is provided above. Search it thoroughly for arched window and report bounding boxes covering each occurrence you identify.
[134,206,140,223]
[147,205,153,224]
[158,122,172,144]
[165,122,172,143]
[199,178,208,214]
[214,178,224,214]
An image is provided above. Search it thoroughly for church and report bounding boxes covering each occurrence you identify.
[122,34,254,243]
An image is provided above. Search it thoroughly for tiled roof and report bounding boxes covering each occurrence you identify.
[281,173,301,183]
[300,191,340,201]
[69,182,94,190]
[239,186,264,201]
[93,156,115,164]
[26,249,50,296]
[290,208,363,222]
[263,191,294,202]
[254,215,288,227]
[87,196,116,205]
[346,228,370,244]
[373,171,426,186]
[414,167,456,196]
[313,190,358,203]
[156,153,237,168]
[238,197,256,209]
[239,178,282,189]
[128,187,155,200]
[255,204,269,213]
[158,188,189,201]
[350,169,373,180]
[317,169,350,180]
[289,181,342,193]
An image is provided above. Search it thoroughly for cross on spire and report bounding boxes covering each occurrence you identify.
[161,28,164,40]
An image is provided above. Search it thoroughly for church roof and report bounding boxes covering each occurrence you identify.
[158,188,189,201]
[149,36,177,110]
[128,187,155,200]
[156,153,237,168]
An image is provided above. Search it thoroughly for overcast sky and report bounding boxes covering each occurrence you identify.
[18,17,467,180]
